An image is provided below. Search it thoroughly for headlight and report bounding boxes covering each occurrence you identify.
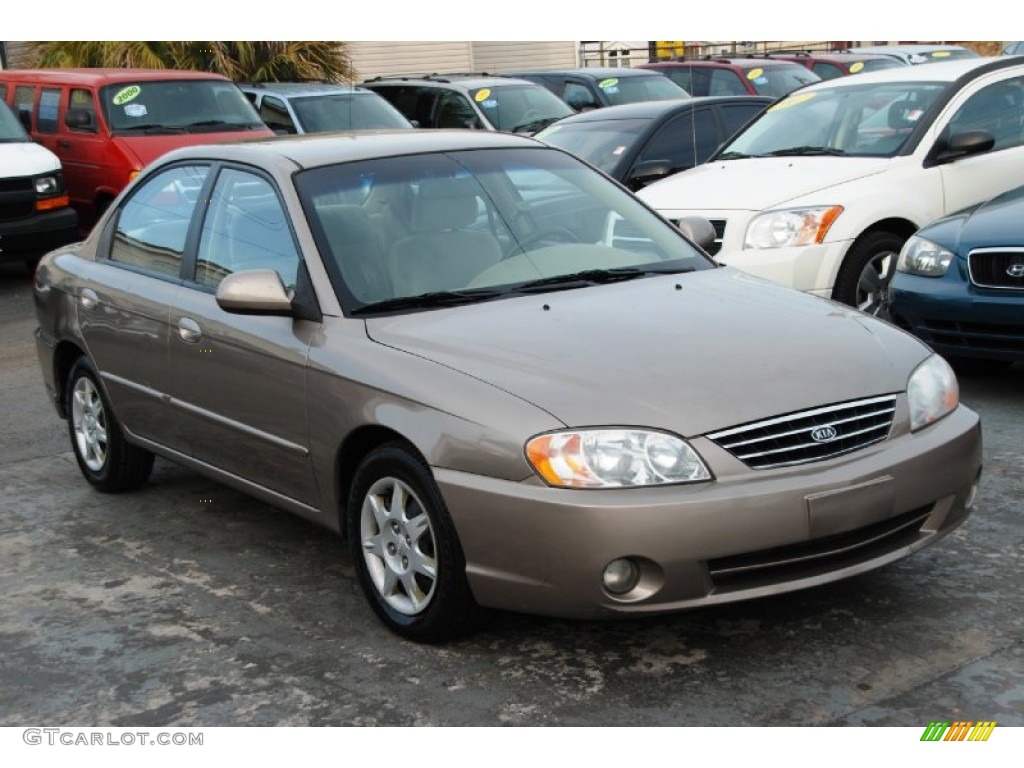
[896,235,955,277]
[526,429,711,488]
[34,175,61,195]
[907,355,959,431]
[744,206,843,249]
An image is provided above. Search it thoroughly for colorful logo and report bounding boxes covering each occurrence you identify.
[920,721,997,741]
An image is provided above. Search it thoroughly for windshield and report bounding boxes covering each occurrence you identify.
[535,118,648,173]
[597,75,689,105]
[295,147,713,313]
[100,80,264,134]
[742,64,821,96]
[471,85,573,133]
[0,100,30,141]
[291,93,412,132]
[720,81,947,158]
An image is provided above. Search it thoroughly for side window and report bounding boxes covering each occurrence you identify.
[812,62,845,81]
[948,77,1024,151]
[435,91,480,129]
[709,70,748,96]
[0,84,7,101]
[374,86,435,127]
[37,88,61,133]
[719,103,767,137]
[14,85,35,128]
[259,95,296,134]
[664,69,693,93]
[564,82,600,111]
[110,165,210,277]
[195,169,300,290]
[637,108,718,172]
[68,88,98,132]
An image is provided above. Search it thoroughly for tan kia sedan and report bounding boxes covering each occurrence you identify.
[33,131,982,642]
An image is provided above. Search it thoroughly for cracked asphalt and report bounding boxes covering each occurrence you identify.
[1,262,1021,726]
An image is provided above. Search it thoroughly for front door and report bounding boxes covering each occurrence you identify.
[166,166,319,506]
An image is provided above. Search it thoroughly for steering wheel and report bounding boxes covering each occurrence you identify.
[506,227,577,256]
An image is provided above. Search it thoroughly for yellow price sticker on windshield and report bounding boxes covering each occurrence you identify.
[849,61,865,73]
[598,78,619,89]
[931,51,952,57]
[113,85,142,105]
[474,88,491,102]
[768,92,816,111]
[747,68,764,80]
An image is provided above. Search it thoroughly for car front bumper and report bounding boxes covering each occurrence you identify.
[0,207,79,262]
[437,405,981,619]
[890,273,1024,361]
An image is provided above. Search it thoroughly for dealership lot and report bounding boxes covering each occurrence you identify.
[1,263,1021,726]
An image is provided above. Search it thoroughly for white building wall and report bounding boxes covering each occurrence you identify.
[471,41,578,72]
[347,41,474,81]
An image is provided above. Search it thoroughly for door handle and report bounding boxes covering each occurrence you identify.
[79,288,99,311]
[58,140,73,149]
[177,317,202,343]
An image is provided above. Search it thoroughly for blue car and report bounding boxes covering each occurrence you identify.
[889,185,1024,363]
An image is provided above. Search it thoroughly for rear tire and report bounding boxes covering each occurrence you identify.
[833,231,904,316]
[66,356,154,492]
[347,442,480,642]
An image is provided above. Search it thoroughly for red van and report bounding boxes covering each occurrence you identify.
[0,69,272,225]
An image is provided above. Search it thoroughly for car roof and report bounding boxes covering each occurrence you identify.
[362,74,537,90]
[548,95,774,123]
[0,68,232,85]
[503,68,666,79]
[795,56,1015,89]
[238,82,374,97]
[772,52,907,63]
[155,129,541,170]
[849,44,976,55]
[648,58,805,68]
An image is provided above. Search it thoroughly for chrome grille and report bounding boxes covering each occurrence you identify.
[968,247,1024,290]
[706,395,897,470]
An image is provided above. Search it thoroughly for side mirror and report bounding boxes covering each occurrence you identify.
[628,159,673,190]
[409,119,421,128]
[64,108,96,132]
[215,269,294,315]
[675,216,717,252]
[931,129,995,165]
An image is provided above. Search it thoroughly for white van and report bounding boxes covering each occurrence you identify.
[0,97,78,269]
[638,57,1024,313]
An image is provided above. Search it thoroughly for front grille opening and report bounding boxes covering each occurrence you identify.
[919,319,1024,353]
[707,505,932,593]
[968,249,1024,290]
[706,395,897,470]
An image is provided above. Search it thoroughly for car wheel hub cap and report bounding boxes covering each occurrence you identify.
[360,477,438,616]
[71,377,108,472]
[856,250,896,317]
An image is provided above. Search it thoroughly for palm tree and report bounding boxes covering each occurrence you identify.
[23,41,355,83]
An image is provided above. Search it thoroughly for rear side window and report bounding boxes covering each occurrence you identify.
[14,85,35,125]
[110,165,210,277]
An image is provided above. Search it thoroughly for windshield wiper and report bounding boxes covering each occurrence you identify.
[716,150,758,160]
[182,120,260,132]
[765,146,848,157]
[351,288,506,315]
[515,267,694,292]
[116,124,187,135]
[511,116,561,134]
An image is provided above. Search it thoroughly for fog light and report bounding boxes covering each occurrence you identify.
[603,558,639,595]
[965,477,980,510]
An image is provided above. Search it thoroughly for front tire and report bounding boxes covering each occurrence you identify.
[347,443,479,642]
[833,230,904,316]
[66,357,154,492]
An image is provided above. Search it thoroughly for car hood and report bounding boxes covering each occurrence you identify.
[637,156,892,211]
[112,129,273,168]
[365,269,928,437]
[1,141,61,176]
[947,184,1024,253]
